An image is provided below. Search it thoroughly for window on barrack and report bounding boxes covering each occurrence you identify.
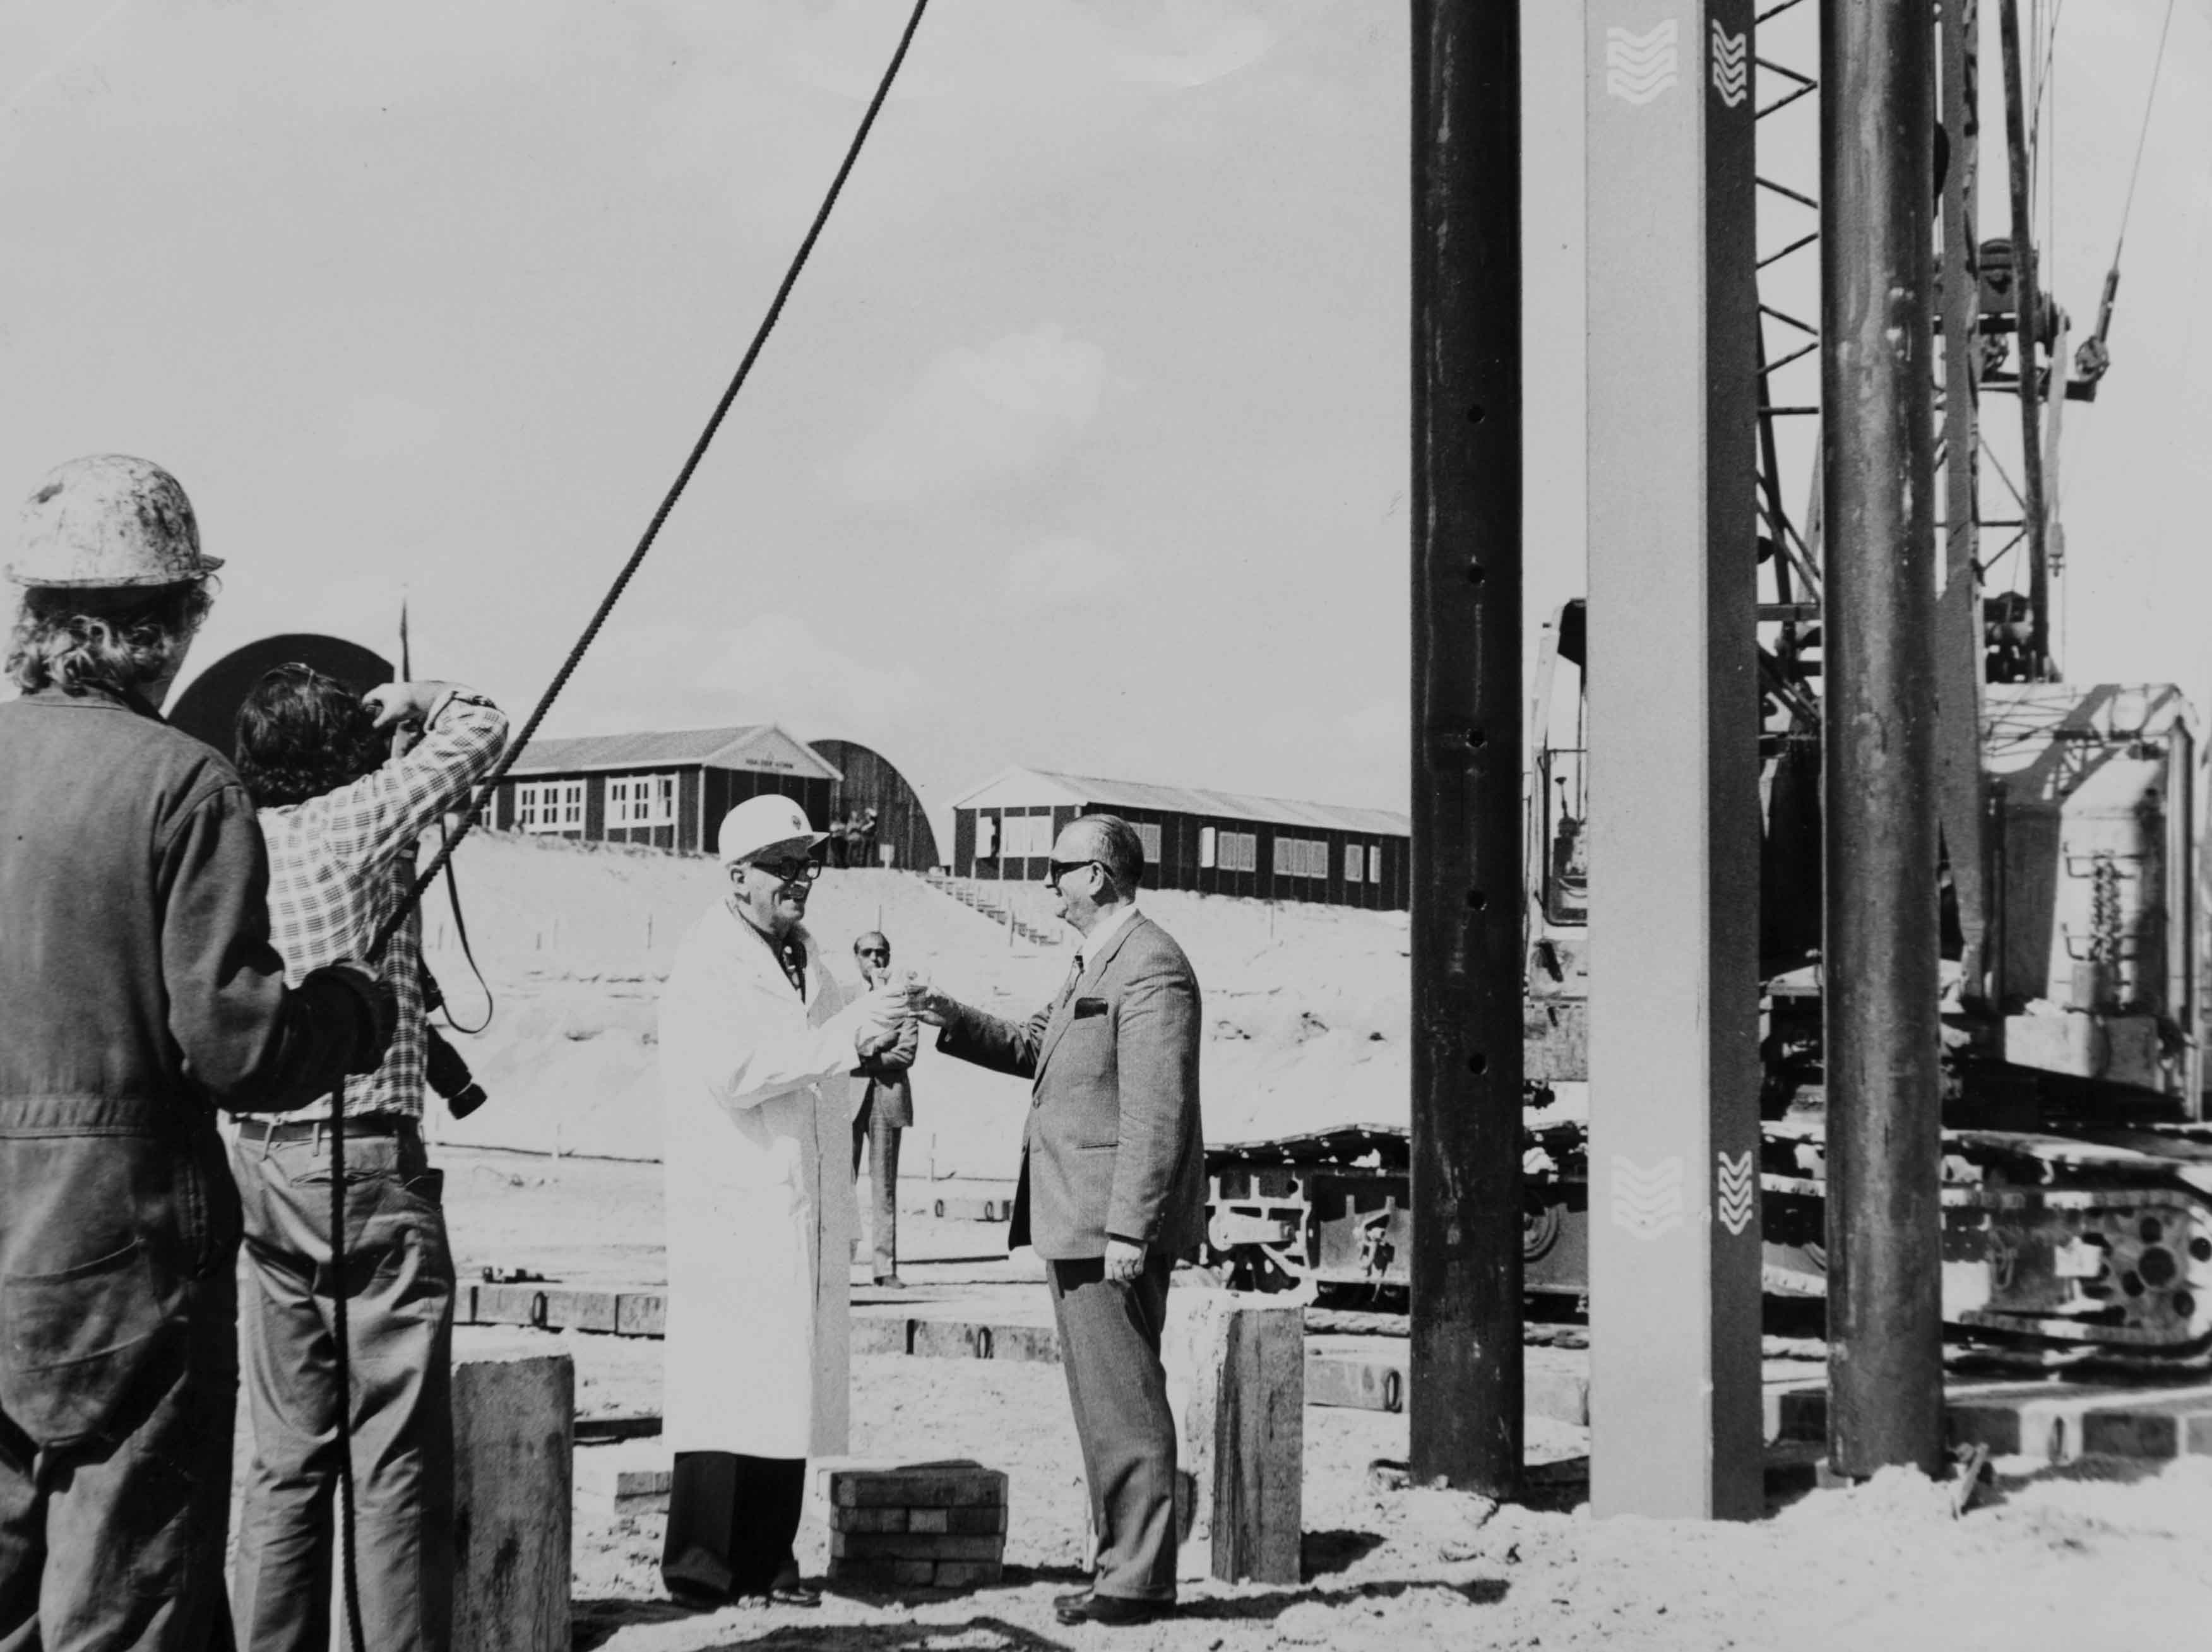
[607,773,675,828]
[516,780,585,834]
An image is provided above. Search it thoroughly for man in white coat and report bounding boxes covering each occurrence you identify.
[657,795,912,1608]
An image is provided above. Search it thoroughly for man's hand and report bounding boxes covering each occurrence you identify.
[1103,1237,1147,1284]
[852,980,913,1059]
[363,680,456,730]
[915,989,958,1028]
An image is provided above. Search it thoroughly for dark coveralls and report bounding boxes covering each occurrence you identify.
[0,686,362,1652]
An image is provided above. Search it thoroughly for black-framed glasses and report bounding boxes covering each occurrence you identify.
[1049,858,1103,886]
[856,946,890,960]
[752,857,823,884]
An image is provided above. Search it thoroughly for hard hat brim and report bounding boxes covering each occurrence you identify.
[726,828,830,866]
[4,554,223,588]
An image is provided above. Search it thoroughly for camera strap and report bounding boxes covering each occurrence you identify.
[432,827,492,1036]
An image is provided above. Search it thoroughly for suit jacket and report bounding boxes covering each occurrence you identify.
[855,1014,917,1127]
[936,911,1204,1261]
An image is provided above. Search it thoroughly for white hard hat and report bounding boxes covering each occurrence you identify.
[6,455,224,588]
[717,795,828,865]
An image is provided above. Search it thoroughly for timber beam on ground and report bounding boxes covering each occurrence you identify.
[459,1282,667,1336]
[460,1289,2212,1466]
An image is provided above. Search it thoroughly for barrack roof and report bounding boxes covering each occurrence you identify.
[501,723,841,781]
[950,766,1406,838]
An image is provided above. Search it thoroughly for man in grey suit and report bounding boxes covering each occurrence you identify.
[850,929,916,1287]
[920,814,1204,1629]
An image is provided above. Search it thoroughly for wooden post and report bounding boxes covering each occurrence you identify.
[1162,1292,1303,1584]
[1409,0,1526,1499]
[453,1348,573,1652]
[1823,0,1946,1480]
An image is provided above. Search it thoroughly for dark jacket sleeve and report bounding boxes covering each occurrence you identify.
[934,997,1050,1081]
[1105,946,1203,1247]
[158,781,358,1112]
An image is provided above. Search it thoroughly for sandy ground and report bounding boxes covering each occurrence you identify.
[556,1358,2212,1652]
[422,1151,2212,1652]
[398,840,2212,1648]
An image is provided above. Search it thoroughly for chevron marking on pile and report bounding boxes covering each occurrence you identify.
[1710,21,1748,107]
[1604,20,1680,106]
[1610,1154,1686,1240]
[1716,1149,1756,1234]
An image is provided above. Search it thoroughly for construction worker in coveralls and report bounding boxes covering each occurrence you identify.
[0,455,391,1652]
[655,795,913,1607]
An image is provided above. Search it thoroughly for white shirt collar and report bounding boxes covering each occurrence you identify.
[1073,898,1138,964]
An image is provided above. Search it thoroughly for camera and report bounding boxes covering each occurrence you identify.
[421,970,489,1120]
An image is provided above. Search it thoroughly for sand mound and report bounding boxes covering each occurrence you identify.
[418,832,1411,1166]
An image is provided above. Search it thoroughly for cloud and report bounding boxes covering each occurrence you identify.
[1004,533,1129,609]
[342,393,444,463]
[1112,10,1277,88]
[6,1,644,126]
[1333,698,1404,748]
[552,613,930,747]
[841,324,1107,505]
[1238,694,1406,810]
[695,612,925,728]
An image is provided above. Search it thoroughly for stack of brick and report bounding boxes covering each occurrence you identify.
[825,1462,1009,1590]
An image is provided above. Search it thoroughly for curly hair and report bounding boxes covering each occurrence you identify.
[234,665,388,809]
[5,578,215,695]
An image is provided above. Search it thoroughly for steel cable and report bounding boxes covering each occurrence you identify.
[324,6,931,1646]
[2109,0,2178,268]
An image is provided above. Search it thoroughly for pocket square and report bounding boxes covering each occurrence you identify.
[1071,997,1109,1019]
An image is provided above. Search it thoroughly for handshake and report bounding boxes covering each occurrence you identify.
[849,967,954,1059]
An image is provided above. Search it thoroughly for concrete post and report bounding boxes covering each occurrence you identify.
[1583,0,1766,1519]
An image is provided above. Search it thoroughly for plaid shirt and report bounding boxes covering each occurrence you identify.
[254,689,508,1120]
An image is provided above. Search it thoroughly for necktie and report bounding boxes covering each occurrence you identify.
[1057,951,1085,1014]
[776,938,808,1001]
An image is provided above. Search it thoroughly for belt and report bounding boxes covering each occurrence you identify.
[236,1113,415,1145]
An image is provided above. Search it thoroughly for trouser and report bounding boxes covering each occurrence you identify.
[1047,1256,1178,1603]
[227,1123,455,1652]
[849,1100,901,1278]
[0,1272,239,1652]
[661,1454,807,1600]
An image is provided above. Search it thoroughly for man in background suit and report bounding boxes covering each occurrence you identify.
[850,929,916,1287]
[920,814,1203,1629]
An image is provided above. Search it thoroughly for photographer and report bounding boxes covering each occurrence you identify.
[228,667,507,1652]
[1,455,392,1652]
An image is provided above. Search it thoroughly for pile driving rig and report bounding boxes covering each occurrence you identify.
[1201,1,2212,1370]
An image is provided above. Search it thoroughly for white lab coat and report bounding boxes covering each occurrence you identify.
[658,900,871,1458]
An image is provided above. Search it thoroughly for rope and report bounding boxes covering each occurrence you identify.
[2028,0,2064,159]
[2109,0,2178,269]
[331,1080,367,1652]
[322,8,932,1647]
[368,0,932,963]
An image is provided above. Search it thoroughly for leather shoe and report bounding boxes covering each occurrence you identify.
[873,1273,907,1289]
[1052,1587,1094,1613]
[1056,1593,1170,1627]
[666,1584,725,1612]
[765,1583,822,1608]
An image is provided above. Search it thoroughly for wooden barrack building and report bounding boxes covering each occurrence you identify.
[949,767,1409,910]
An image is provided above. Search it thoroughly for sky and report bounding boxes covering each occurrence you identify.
[4,1,2207,831]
